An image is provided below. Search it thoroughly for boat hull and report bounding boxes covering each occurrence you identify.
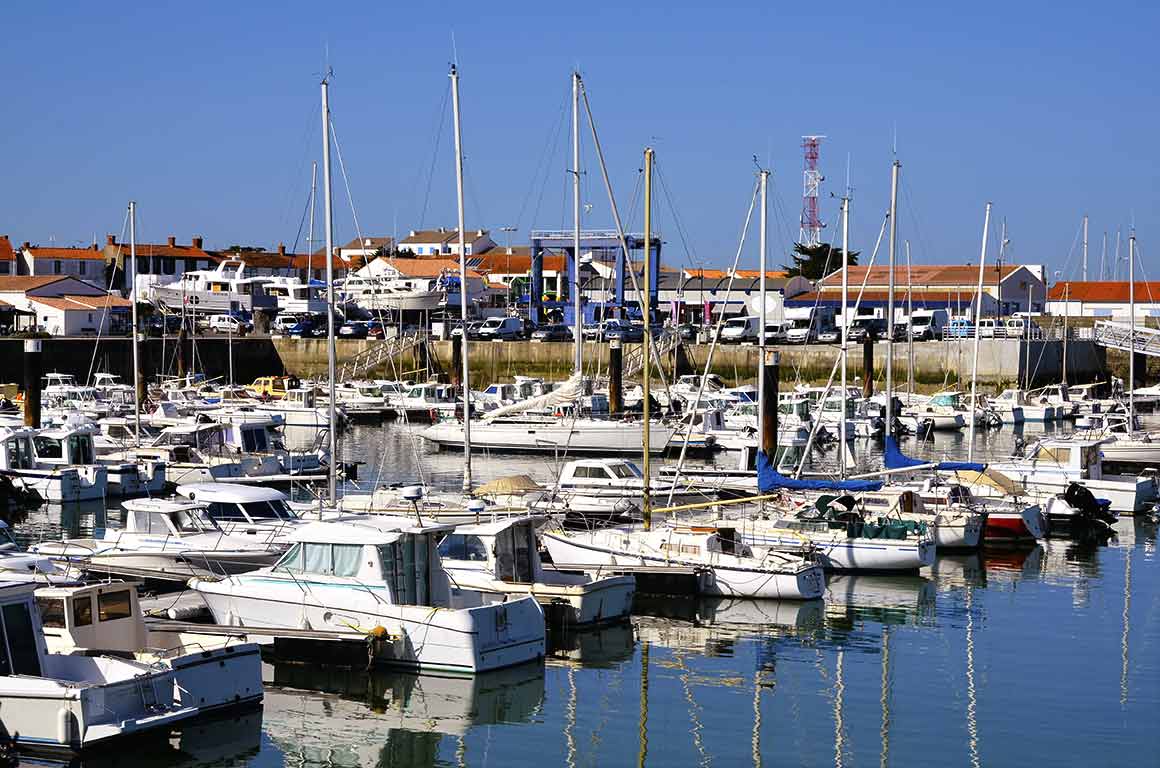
[190,576,546,674]
[422,420,673,455]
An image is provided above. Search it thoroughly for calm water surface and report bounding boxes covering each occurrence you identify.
[16,422,1160,767]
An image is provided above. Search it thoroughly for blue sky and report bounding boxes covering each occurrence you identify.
[3,1,1155,279]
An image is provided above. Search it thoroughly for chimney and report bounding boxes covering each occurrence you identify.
[476,229,483,237]
[167,236,177,247]
[22,241,30,251]
[106,234,116,246]
[278,244,286,256]
[191,236,203,249]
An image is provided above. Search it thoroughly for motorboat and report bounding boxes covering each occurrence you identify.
[395,382,460,421]
[150,258,278,314]
[36,419,164,498]
[915,473,1047,544]
[255,275,328,314]
[189,517,547,673]
[33,498,286,581]
[336,274,449,312]
[551,458,707,507]
[36,581,263,715]
[987,437,1159,514]
[541,522,826,600]
[899,391,971,432]
[0,425,107,502]
[991,388,1057,423]
[114,422,282,485]
[0,581,198,751]
[829,485,985,549]
[255,387,340,429]
[439,515,635,626]
[422,416,674,455]
[1041,482,1118,538]
[0,520,75,584]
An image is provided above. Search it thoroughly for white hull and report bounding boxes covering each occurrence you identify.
[103,462,166,498]
[191,576,546,673]
[11,467,106,503]
[989,467,1157,513]
[423,419,673,455]
[541,529,825,600]
[900,413,965,431]
[446,570,635,626]
[736,528,935,572]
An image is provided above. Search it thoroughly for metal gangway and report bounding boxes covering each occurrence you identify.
[336,329,426,383]
[623,329,682,379]
[1091,320,1160,357]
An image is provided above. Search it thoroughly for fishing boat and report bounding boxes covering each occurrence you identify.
[0,581,198,752]
[33,498,286,581]
[254,275,327,314]
[0,520,75,584]
[33,420,161,498]
[0,425,106,502]
[35,581,263,715]
[439,515,635,625]
[991,388,1058,422]
[190,517,547,673]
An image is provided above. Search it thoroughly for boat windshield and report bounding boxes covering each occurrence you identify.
[437,533,489,562]
[608,463,641,479]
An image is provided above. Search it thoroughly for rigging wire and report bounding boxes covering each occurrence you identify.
[416,81,452,230]
[515,91,570,231]
[328,117,366,248]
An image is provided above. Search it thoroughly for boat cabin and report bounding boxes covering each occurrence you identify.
[120,498,223,537]
[35,582,146,655]
[0,582,48,677]
[0,426,41,470]
[438,517,543,584]
[559,459,645,489]
[273,520,454,607]
[1018,438,1105,478]
[32,424,98,467]
[176,483,299,524]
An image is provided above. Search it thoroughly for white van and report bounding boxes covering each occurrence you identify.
[477,316,525,341]
[909,309,949,340]
[1003,315,1040,338]
[209,314,252,335]
[721,316,761,344]
[975,318,999,338]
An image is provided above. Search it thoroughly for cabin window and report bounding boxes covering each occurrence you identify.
[242,429,269,452]
[379,536,432,607]
[332,545,362,577]
[608,463,640,479]
[33,436,63,459]
[1037,446,1071,464]
[5,438,33,469]
[281,543,363,577]
[69,435,95,464]
[494,526,535,583]
[35,597,66,628]
[98,590,132,621]
[72,595,93,626]
[0,602,42,676]
[438,534,488,561]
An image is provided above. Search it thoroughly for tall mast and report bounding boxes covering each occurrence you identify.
[1082,214,1089,281]
[839,194,849,476]
[967,202,992,464]
[307,161,317,277]
[321,74,338,505]
[642,147,654,530]
[885,160,900,434]
[1100,231,1108,281]
[1129,231,1136,423]
[571,71,583,375]
[758,168,769,441]
[129,201,141,447]
[905,240,914,396]
[450,64,473,492]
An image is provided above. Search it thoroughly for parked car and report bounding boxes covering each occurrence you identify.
[909,309,949,341]
[976,318,999,338]
[365,320,386,339]
[288,318,326,338]
[676,323,698,342]
[339,321,369,339]
[604,320,644,343]
[761,322,788,344]
[946,317,973,338]
[451,321,484,340]
[272,314,300,335]
[209,314,252,335]
[816,328,840,344]
[530,324,572,342]
[477,316,527,341]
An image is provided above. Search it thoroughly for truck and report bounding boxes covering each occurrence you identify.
[720,315,762,344]
[785,306,837,344]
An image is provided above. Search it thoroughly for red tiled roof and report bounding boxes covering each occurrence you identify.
[473,249,566,274]
[290,251,349,270]
[399,228,488,246]
[26,246,105,261]
[732,269,788,279]
[28,294,132,310]
[0,276,74,292]
[819,264,1023,287]
[386,258,482,279]
[0,237,14,263]
[1047,281,1160,302]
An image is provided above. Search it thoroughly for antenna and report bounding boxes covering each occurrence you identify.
[799,136,826,247]
[451,31,459,66]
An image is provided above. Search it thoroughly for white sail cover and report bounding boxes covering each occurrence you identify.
[482,373,583,421]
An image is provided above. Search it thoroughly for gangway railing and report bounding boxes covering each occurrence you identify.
[1091,320,1160,357]
[336,330,426,383]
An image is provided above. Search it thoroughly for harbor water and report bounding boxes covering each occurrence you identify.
[14,421,1160,767]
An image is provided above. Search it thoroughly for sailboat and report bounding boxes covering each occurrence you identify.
[543,156,826,600]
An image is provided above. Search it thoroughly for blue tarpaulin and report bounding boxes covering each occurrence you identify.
[884,436,985,473]
[758,451,883,493]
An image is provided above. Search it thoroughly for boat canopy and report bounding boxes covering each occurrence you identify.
[884,436,985,473]
[757,450,883,493]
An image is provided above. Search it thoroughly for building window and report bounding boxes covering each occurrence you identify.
[152,256,162,274]
[163,258,175,275]
[53,260,62,274]
[79,261,87,275]
[136,257,147,274]
[0,263,10,275]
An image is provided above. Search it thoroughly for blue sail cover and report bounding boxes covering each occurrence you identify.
[757,450,883,493]
[884,436,985,473]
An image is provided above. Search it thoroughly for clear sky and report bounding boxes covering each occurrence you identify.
[3,1,1155,280]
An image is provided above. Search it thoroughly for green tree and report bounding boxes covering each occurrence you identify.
[782,242,860,280]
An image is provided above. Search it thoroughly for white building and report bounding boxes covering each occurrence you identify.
[19,242,106,280]
[0,275,129,336]
[1046,281,1160,318]
[398,228,495,258]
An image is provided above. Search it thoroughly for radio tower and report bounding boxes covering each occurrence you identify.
[799,135,826,247]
